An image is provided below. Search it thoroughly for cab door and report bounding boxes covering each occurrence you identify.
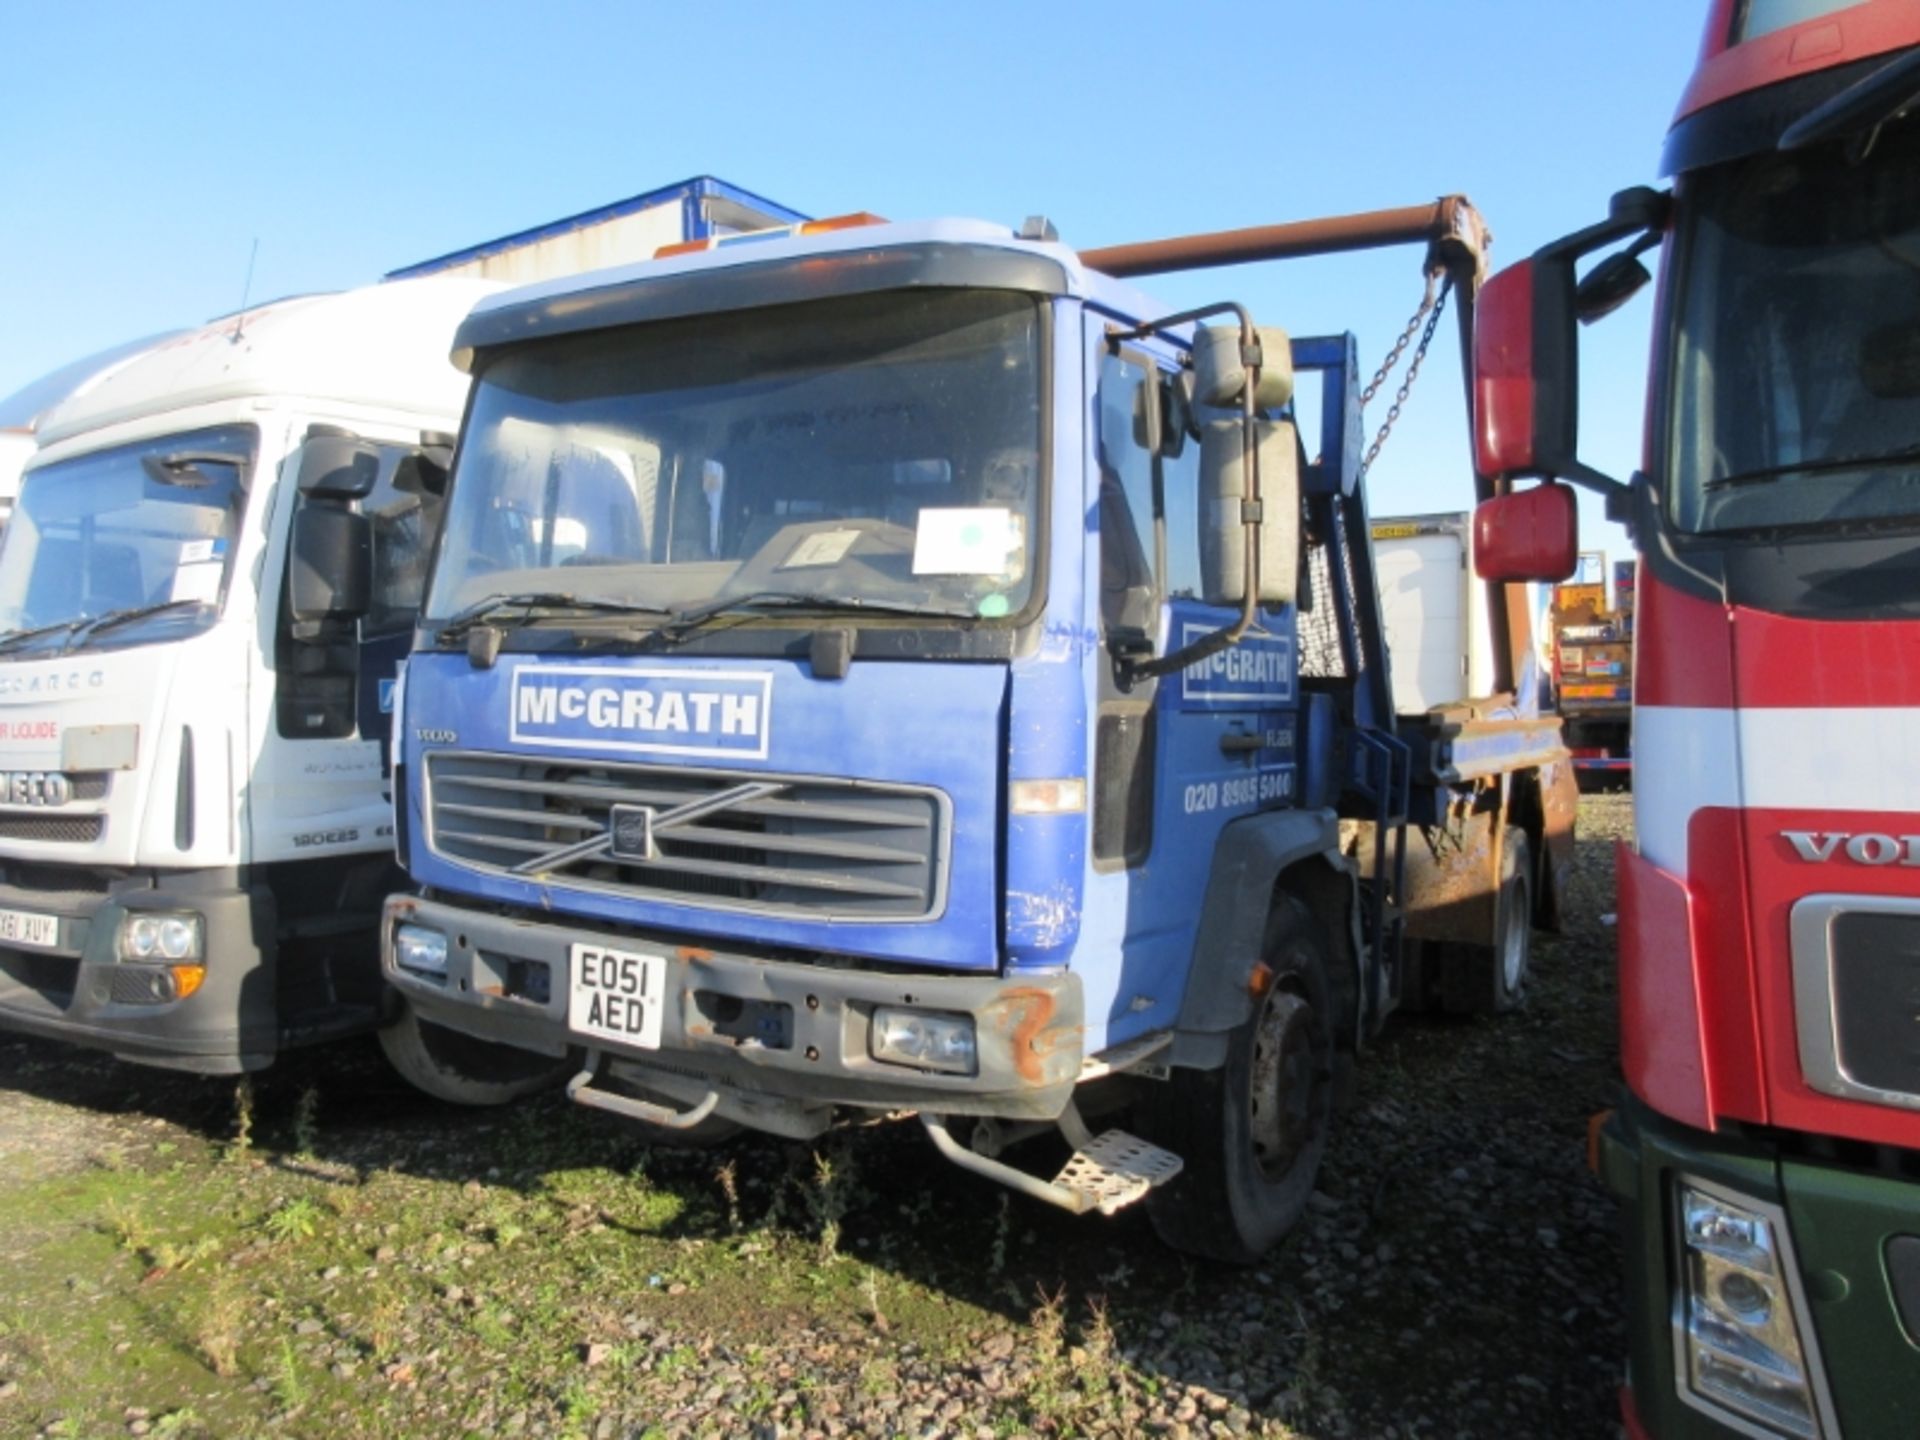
[1080,329,1300,1046]
[251,428,446,865]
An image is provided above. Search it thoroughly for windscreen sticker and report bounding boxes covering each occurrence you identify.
[179,538,227,564]
[912,507,1014,576]
[1179,624,1296,706]
[509,664,772,760]
[169,561,223,604]
[779,529,861,569]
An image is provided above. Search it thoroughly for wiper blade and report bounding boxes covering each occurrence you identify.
[0,598,209,656]
[0,616,89,654]
[435,592,671,643]
[1781,45,1920,151]
[66,599,209,649]
[658,589,977,645]
[1704,444,1920,491]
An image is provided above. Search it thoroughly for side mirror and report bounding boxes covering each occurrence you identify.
[1199,418,1301,608]
[1472,260,1578,480]
[1472,482,1578,583]
[297,429,382,499]
[289,502,371,634]
[1575,248,1653,325]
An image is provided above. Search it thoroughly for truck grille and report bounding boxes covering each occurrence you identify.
[1828,909,1920,1100]
[424,751,948,921]
[0,813,105,845]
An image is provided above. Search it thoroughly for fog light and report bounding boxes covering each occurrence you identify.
[871,1007,977,1076]
[119,912,202,963]
[394,923,449,981]
[1676,1181,1828,1438]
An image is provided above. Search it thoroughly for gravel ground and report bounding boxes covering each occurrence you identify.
[0,794,1633,1440]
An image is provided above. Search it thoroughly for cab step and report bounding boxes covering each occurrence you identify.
[1053,1129,1184,1215]
[920,1112,1182,1215]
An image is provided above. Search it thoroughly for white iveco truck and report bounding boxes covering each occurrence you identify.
[0,278,559,1096]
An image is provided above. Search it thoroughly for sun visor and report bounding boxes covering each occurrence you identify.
[452,244,1072,372]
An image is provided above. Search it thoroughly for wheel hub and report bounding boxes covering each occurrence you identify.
[1248,989,1326,1181]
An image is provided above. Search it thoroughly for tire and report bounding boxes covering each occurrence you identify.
[1139,895,1336,1264]
[1441,827,1533,1015]
[377,1000,575,1107]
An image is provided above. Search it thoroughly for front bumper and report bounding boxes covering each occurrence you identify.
[0,866,274,1073]
[383,894,1084,1126]
[1599,1095,1920,1439]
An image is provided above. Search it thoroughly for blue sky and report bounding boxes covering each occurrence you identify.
[0,1,1708,551]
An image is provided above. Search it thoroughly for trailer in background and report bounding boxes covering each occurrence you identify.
[1371,512,1498,714]
[1549,553,1632,788]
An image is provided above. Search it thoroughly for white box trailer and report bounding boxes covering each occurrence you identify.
[1371,511,1498,714]
[385,176,806,285]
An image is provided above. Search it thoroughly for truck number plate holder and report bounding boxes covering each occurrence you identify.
[0,906,59,950]
[567,942,666,1051]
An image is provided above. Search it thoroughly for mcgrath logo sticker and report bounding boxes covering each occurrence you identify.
[1179,625,1295,706]
[509,664,772,760]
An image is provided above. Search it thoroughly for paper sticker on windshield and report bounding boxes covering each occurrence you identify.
[179,538,227,564]
[170,562,223,604]
[912,508,1013,576]
[780,529,861,569]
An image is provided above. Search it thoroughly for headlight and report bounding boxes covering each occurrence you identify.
[1675,1182,1828,1439]
[870,1007,977,1076]
[119,912,202,963]
[393,923,449,981]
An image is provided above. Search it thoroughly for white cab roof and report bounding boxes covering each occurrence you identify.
[37,276,502,447]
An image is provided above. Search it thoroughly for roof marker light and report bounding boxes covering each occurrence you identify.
[653,212,888,261]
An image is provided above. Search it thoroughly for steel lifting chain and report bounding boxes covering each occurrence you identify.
[1358,268,1453,479]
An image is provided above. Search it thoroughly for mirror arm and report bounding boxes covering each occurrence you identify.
[1114,303,1266,689]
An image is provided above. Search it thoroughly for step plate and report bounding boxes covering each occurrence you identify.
[1053,1130,1183,1216]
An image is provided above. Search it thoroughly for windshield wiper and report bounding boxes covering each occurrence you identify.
[0,616,91,654]
[1704,443,1920,491]
[65,599,210,650]
[0,598,210,657]
[434,592,672,644]
[656,590,978,646]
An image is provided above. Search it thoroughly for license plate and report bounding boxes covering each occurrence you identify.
[567,942,666,1050]
[0,906,58,949]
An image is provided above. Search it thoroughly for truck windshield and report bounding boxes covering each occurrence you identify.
[1668,119,1920,535]
[0,425,253,652]
[427,289,1044,628]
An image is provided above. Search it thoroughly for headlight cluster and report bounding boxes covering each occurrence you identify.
[118,912,202,963]
[870,1006,977,1076]
[1676,1183,1826,1439]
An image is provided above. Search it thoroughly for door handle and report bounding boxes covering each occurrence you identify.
[1220,731,1264,756]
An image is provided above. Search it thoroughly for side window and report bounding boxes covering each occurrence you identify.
[364,450,446,636]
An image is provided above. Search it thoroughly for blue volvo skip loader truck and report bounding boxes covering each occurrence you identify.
[370,202,1578,1261]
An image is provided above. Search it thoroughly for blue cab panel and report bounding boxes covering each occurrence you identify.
[400,650,1009,972]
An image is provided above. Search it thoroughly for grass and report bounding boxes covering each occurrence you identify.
[0,796,1633,1440]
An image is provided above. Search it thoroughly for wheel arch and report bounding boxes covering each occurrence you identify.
[1171,807,1355,1066]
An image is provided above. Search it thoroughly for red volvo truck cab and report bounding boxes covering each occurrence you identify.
[1471,2,1920,1435]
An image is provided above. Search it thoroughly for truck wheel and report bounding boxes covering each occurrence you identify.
[1140,895,1335,1264]
[1442,828,1533,1015]
[377,1000,573,1107]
